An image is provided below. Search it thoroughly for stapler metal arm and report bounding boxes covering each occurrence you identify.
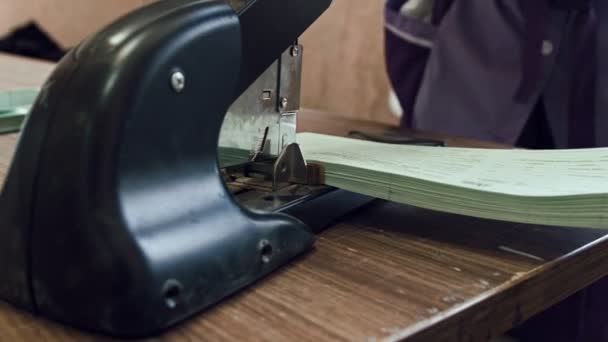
[0,0,331,336]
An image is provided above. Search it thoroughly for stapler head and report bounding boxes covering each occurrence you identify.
[0,0,369,336]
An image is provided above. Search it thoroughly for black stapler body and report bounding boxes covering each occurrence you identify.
[0,0,370,336]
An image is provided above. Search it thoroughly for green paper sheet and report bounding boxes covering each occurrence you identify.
[297,132,608,229]
[0,89,38,133]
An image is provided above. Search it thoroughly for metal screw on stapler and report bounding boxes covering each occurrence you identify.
[162,279,183,310]
[290,45,300,57]
[259,240,274,264]
[280,97,289,110]
[170,70,185,92]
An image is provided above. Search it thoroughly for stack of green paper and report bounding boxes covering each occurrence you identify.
[297,133,608,229]
[0,89,38,133]
[218,147,251,167]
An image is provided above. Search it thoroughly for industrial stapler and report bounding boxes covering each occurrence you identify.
[0,0,370,336]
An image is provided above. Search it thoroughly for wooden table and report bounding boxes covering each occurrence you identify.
[1,53,608,341]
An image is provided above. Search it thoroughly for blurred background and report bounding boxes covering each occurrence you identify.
[0,0,398,124]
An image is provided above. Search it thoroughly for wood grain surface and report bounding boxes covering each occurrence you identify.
[0,54,53,91]
[1,56,608,341]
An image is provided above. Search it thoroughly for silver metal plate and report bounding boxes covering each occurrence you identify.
[218,45,302,167]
